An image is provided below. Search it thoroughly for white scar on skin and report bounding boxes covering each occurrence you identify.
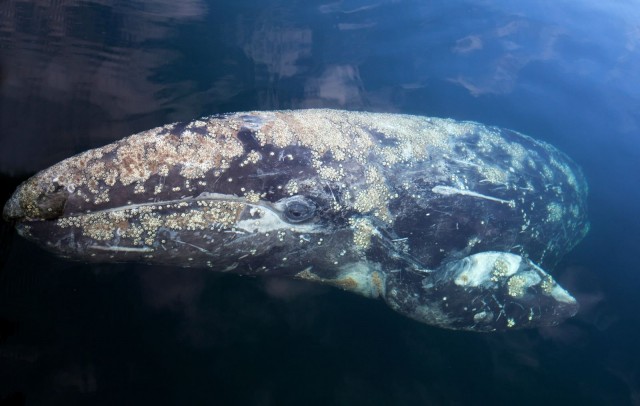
[88,245,154,253]
[432,185,514,206]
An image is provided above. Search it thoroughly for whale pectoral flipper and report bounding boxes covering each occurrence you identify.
[383,251,578,332]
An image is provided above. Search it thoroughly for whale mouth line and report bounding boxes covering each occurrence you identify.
[12,192,270,223]
[87,245,155,253]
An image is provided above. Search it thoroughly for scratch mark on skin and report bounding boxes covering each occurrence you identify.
[248,171,283,179]
[325,180,339,207]
[174,240,214,255]
[446,157,482,168]
[479,179,508,187]
[432,185,515,206]
[510,301,526,312]
[88,245,154,253]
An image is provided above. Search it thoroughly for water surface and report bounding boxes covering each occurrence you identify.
[1,0,639,404]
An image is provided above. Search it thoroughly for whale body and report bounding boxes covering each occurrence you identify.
[3,109,589,331]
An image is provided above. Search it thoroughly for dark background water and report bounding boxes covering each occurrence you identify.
[1,0,639,405]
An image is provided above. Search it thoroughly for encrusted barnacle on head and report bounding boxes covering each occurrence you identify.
[350,218,375,250]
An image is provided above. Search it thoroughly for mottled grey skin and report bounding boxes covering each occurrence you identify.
[3,109,589,332]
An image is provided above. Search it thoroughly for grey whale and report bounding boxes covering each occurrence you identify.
[3,109,589,331]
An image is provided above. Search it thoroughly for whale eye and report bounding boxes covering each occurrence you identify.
[283,196,316,223]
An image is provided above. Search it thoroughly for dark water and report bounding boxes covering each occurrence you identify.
[1,0,639,404]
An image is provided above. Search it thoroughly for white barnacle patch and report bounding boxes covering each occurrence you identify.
[315,163,345,182]
[546,202,563,223]
[550,156,580,192]
[349,218,375,250]
[505,142,528,170]
[55,198,245,246]
[187,119,207,128]
[477,165,508,185]
[466,236,481,248]
[243,190,262,203]
[353,167,392,222]
[22,115,255,216]
[14,110,482,221]
[507,271,541,298]
[133,183,145,194]
[285,180,299,195]
[245,109,479,209]
[240,150,262,167]
[454,252,521,287]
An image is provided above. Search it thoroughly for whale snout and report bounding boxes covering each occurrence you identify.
[2,178,69,222]
[3,191,24,221]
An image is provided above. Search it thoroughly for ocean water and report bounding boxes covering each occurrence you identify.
[0,0,639,405]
